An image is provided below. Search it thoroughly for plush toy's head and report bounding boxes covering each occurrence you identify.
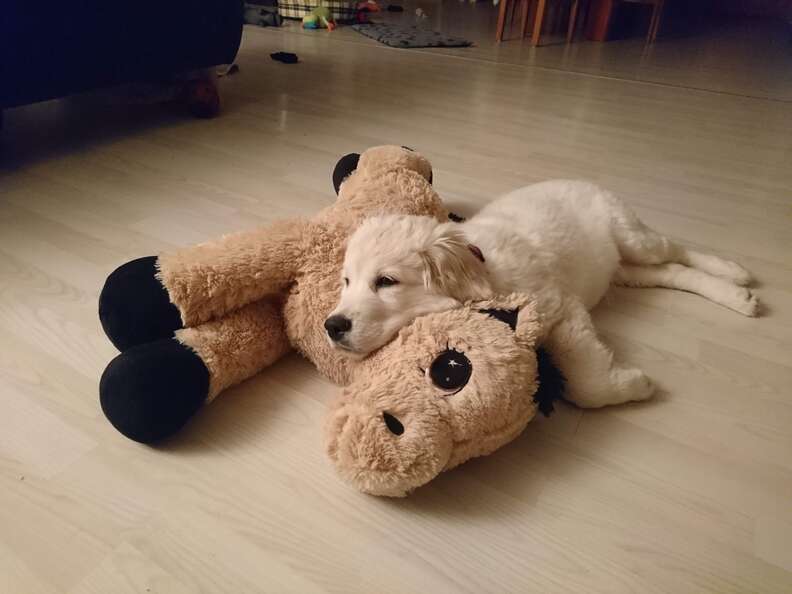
[325,294,550,497]
[332,145,433,199]
[285,145,447,386]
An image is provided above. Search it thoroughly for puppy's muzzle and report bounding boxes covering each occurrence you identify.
[325,314,352,342]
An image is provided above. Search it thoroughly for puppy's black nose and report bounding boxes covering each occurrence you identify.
[324,315,352,341]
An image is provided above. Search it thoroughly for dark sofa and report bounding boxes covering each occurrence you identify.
[1,1,244,110]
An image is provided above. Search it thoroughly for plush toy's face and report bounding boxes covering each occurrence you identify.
[325,296,542,497]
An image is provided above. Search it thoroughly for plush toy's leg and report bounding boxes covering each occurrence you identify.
[100,338,209,443]
[100,299,290,443]
[175,299,291,400]
[543,298,654,408]
[99,256,183,351]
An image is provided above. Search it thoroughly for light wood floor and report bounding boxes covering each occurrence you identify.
[1,11,792,593]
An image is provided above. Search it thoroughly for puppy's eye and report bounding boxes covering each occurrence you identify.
[375,276,399,289]
[343,277,349,287]
[429,349,471,393]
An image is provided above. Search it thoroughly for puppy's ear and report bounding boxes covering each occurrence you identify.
[420,226,491,301]
[333,153,360,195]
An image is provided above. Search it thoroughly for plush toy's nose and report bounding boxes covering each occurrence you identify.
[324,315,352,341]
[325,396,453,496]
[382,411,404,435]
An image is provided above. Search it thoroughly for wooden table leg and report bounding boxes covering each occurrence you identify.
[531,0,546,46]
[520,0,532,39]
[496,0,509,41]
[586,0,613,41]
[648,0,664,43]
[567,0,579,43]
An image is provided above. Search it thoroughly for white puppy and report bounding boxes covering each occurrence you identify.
[325,180,759,407]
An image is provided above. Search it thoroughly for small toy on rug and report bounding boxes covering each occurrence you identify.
[303,5,336,29]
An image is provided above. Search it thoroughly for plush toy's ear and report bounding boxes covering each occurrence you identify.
[478,308,518,331]
[478,305,564,416]
[333,152,360,194]
[473,294,543,351]
[401,146,432,184]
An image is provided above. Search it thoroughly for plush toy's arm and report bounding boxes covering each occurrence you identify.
[157,219,305,326]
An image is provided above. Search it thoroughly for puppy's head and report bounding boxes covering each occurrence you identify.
[325,215,492,357]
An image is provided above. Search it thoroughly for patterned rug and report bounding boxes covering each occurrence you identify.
[351,23,472,48]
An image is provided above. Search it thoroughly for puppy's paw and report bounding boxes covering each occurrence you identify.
[568,367,654,408]
[730,287,761,317]
[611,367,655,403]
[718,261,754,286]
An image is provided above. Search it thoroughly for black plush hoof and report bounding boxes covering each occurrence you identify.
[99,256,183,351]
[100,338,210,443]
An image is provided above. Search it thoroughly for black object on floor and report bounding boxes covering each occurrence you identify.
[387,4,404,11]
[271,51,299,64]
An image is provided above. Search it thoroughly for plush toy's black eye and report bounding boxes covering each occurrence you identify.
[374,276,398,289]
[429,349,472,393]
[343,277,349,287]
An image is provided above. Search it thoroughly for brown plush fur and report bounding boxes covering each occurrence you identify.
[176,300,289,400]
[325,294,542,497]
[157,146,447,400]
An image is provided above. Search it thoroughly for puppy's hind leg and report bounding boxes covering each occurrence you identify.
[615,263,760,317]
[608,196,753,285]
[544,298,654,408]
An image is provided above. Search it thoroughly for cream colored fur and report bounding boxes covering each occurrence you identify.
[334,180,759,407]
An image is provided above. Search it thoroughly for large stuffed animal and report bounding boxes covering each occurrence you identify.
[99,146,447,443]
[98,146,572,498]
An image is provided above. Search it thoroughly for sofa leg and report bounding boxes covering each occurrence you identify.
[181,77,221,119]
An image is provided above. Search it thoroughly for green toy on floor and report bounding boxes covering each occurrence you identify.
[302,5,336,29]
